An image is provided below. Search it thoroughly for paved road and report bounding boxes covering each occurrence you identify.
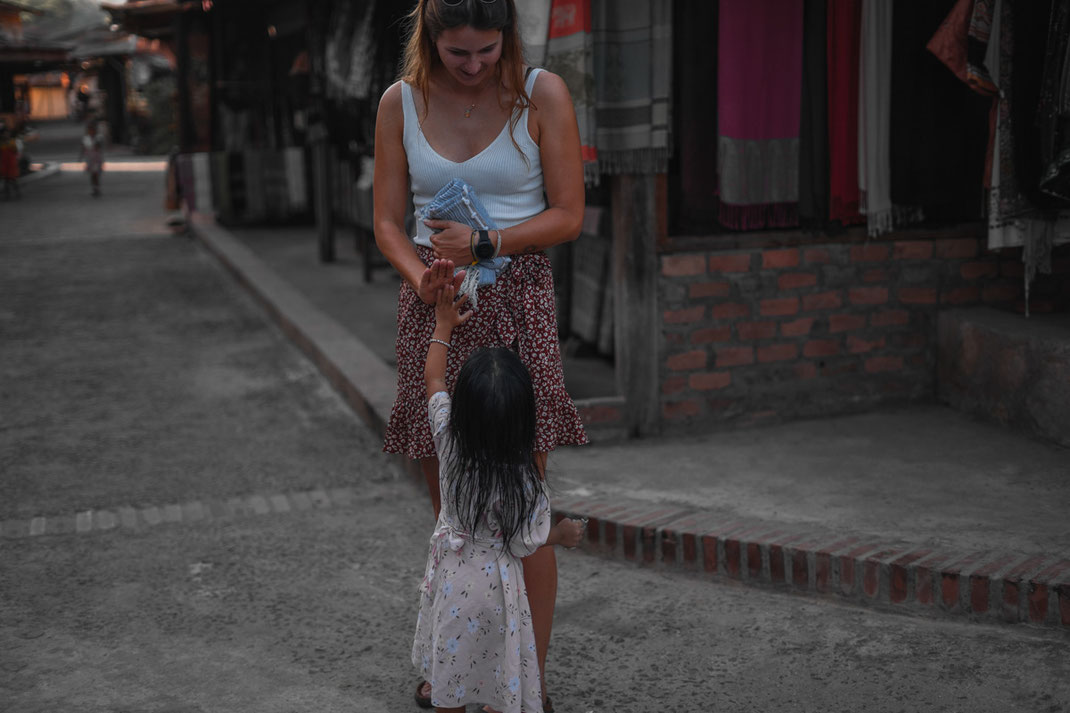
[2,134,1068,713]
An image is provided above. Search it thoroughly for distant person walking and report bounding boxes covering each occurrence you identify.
[0,128,20,200]
[79,121,104,197]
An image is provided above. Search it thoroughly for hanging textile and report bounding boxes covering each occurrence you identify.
[325,0,376,101]
[892,0,988,223]
[545,0,597,182]
[716,0,803,230]
[826,0,864,224]
[1038,0,1070,201]
[518,0,553,67]
[966,0,1000,94]
[798,0,829,223]
[858,0,922,237]
[591,0,672,176]
[927,0,999,189]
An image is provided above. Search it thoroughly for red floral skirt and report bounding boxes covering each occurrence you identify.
[383,245,588,460]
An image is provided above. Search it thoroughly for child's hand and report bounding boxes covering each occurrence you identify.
[435,281,473,331]
[418,259,465,305]
[554,517,587,549]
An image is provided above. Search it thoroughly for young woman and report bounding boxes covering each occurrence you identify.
[414,264,584,713]
[372,0,588,709]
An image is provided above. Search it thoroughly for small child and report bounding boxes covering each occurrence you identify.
[413,259,584,713]
[79,121,103,197]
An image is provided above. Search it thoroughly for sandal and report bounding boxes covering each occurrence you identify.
[414,679,433,709]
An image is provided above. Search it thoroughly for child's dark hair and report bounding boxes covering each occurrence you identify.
[446,347,542,554]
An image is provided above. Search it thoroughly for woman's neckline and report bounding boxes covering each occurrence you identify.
[410,82,513,165]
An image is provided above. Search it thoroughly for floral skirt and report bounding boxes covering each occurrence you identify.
[383,245,588,460]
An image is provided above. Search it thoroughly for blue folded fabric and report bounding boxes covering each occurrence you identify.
[418,179,511,306]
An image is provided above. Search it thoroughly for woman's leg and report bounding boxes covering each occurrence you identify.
[524,451,556,703]
[421,456,441,519]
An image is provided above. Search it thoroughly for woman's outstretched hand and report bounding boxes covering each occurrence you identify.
[426,220,476,265]
[417,258,466,305]
[434,280,473,332]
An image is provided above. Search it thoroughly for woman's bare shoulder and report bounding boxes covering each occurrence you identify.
[528,69,572,109]
[378,81,405,116]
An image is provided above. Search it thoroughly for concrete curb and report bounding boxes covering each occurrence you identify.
[551,495,1070,630]
[187,213,1070,632]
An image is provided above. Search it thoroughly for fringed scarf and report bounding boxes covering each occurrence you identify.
[716,0,803,230]
[544,0,597,183]
[827,0,864,225]
[591,0,673,177]
[858,0,923,237]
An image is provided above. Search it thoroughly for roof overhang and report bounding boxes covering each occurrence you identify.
[101,0,199,39]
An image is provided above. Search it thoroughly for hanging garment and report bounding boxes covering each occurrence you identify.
[716,0,803,230]
[893,0,989,223]
[591,0,672,176]
[1038,0,1070,201]
[827,0,864,224]
[518,0,553,67]
[544,0,597,182]
[858,0,922,237]
[967,0,1000,95]
[799,0,830,223]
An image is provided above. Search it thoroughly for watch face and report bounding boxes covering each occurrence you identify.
[474,231,494,259]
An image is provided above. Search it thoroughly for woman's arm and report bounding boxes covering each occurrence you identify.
[425,70,585,264]
[374,82,460,303]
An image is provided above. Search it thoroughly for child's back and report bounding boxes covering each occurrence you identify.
[413,389,549,713]
[412,273,585,713]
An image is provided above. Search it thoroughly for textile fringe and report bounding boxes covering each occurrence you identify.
[718,201,799,231]
[583,161,601,187]
[595,148,673,177]
[859,190,924,237]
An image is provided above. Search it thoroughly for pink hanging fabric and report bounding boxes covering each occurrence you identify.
[716,0,804,230]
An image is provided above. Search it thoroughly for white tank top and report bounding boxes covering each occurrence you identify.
[403,68,546,247]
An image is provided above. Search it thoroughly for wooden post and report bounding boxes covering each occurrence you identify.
[611,173,664,437]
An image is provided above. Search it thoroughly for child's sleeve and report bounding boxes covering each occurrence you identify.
[427,391,451,458]
[507,485,551,558]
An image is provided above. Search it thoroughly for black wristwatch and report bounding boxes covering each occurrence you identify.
[472,229,495,260]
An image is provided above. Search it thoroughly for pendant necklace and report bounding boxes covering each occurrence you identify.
[464,102,475,119]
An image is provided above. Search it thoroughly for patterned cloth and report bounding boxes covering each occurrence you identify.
[412,391,547,713]
[544,0,597,182]
[591,0,672,176]
[418,178,511,309]
[384,246,588,461]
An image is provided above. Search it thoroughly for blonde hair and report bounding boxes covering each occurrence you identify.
[400,0,532,154]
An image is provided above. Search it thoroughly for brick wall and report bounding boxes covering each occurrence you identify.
[658,233,1070,429]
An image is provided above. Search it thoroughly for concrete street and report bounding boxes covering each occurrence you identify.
[2,122,1068,713]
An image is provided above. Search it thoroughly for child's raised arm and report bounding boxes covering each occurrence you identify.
[424,260,471,399]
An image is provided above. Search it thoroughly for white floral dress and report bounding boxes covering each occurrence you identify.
[412,391,549,713]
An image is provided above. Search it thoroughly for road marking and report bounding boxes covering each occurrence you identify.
[2,487,362,541]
